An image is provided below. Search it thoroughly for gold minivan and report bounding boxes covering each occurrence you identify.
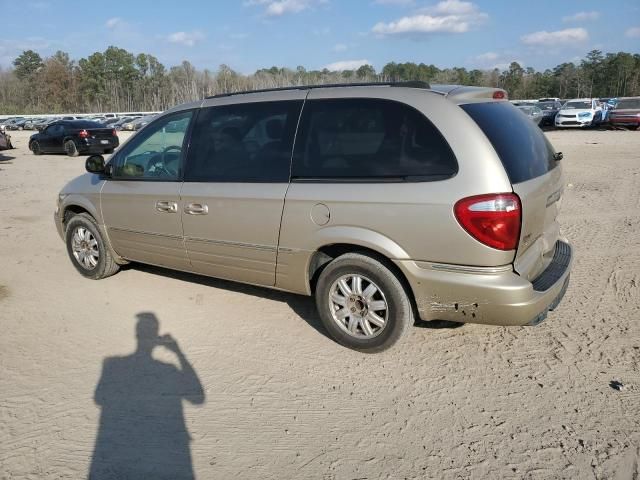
[55,82,573,352]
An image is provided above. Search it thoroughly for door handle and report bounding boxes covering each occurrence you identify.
[184,203,209,215]
[155,201,178,213]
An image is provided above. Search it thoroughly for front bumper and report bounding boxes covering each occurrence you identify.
[395,240,573,326]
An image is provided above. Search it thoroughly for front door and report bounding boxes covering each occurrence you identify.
[100,110,194,270]
[180,97,304,286]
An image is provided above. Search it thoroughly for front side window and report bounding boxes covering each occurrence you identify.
[112,111,193,180]
[185,100,303,182]
[291,98,457,181]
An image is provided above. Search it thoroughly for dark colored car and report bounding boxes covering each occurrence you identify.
[609,97,640,130]
[537,101,563,126]
[29,120,119,157]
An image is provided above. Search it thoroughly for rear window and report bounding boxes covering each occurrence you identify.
[68,121,105,129]
[292,98,457,181]
[462,102,558,184]
[616,99,640,109]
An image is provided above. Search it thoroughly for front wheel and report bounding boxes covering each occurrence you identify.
[315,253,413,353]
[31,141,42,155]
[65,213,119,279]
[64,140,78,157]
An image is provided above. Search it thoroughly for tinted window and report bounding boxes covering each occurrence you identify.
[185,101,302,182]
[113,111,193,180]
[616,99,640,109]
[292,99,457,181]
[564,101,592,109]
[67,121,105,129]
[462,102,558,184]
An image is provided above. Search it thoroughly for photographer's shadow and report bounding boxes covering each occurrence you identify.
[89,313,204,480]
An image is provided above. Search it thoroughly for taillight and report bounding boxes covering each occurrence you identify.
[454,193,521,250]
[78,129,89,138]
[493,90,507,100]
[112,129,117,136]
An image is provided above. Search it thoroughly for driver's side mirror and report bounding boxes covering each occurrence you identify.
[86,155,106,174]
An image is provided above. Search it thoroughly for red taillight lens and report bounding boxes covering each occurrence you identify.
[493,90,507,100]
[112,129,117,136]
[78,129,89,138]
[454,193,521,251]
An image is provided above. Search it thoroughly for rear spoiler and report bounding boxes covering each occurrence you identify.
[430,84,508,102]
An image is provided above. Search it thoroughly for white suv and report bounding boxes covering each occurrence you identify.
[555,98,603,128]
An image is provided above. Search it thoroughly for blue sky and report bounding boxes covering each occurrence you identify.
[0,0,639,73]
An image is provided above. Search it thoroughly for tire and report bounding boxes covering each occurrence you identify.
[31,141,42,155]
[64,140,78,157]
[65,213,120,280]
[315,253,413,353]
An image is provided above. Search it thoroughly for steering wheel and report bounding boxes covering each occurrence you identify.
[146,145,182,177]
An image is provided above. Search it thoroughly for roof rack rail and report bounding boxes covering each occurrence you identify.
[205,80,431,99]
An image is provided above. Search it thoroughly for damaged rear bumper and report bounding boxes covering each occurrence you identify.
[394,240,573,326]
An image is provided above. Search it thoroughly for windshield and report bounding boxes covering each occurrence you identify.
[616,99,640,109]
[564,101,592,110]
[538,102,558,110]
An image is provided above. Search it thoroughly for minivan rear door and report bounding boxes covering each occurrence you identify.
[461,101,563,281]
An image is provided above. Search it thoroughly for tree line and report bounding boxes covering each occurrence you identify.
[1,47,639,114]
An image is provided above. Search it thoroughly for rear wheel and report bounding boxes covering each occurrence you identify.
[64,140,78,157]
[65,213,119,279]
[31,141,41,155]
[315,253,413,353]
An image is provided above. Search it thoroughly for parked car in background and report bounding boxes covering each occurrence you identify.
[555,99,603,128]
[0,125,13,150]
[112,116,140,130]
[6,118,33,130]
[101,117,121,126]
[608,97,640,130]
[0,117,24,127]
[55,82,572,352]
[537,101,563,126]
[29,120,119,156]
[121,114,156,131]
[517,105,543,125]
[35,117,60,131]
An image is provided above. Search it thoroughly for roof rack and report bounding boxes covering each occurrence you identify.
[205,81,430,99]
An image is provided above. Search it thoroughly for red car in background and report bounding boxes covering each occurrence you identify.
[609,97,640,130]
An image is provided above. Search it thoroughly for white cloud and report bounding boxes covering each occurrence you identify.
[167,31,205,47]
[372,1,488,36]
[625,26,640,38]
[562,11,600,23]
[324,59,371,71]
[245,0,324,16]
[425,0,476,15]
[333,43,348,52]
[105,17,124,29]
[475,51,498,62]
[521,28,588,46]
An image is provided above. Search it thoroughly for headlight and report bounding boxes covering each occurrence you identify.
[578,112,593,119]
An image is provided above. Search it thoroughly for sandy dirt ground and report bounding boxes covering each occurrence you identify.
[0,128,639,479]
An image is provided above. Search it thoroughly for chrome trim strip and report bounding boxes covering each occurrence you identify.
[109,227,182,240]
[424,262,513,274]
[185,236,276,252]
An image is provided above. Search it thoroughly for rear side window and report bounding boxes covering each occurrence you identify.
[292,98,457,181]
[185,100,303,183]
[462,102,558,184]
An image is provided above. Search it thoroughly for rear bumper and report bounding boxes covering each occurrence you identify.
[78,138,119,152]
[396,240,573,326]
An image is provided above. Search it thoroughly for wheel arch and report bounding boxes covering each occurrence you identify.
[307,243,417,316]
